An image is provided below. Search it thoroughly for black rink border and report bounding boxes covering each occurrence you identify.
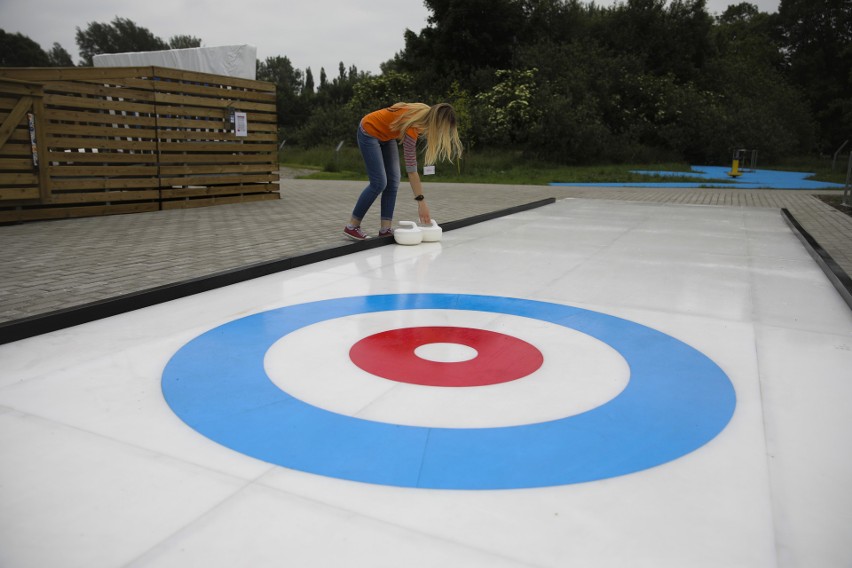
[782,208,852,310]
[0,198,556,345]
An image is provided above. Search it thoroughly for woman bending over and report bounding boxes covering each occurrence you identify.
[343,102,463,240]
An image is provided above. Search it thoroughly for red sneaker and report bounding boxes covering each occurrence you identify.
[344,225,369,241]
[378,228,394,237]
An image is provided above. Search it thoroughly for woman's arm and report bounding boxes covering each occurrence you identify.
[407,171,431,224]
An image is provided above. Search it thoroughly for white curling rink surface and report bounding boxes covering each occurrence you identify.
[1,198,851,568]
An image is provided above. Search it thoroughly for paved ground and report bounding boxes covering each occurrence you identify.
[1,168,851,326]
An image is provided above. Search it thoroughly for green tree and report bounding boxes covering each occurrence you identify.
[526,88,616,163]
[712,3,781,67]
[601,0,715,81]
[0,30,74,67]
[719,1,760,22]
[474,68,540,145]
[776,0,852,150]
[294,62,368,146]
[296,103,359,148]
[313,62,366,107]
[393,0,528,94]
[257,56,303,93]
[168,35,202,49]
[346,71,418,117]
[256,56,308,134]
[76,17,169,65]
[0,29,51,66]
[445,80,474,150]
[688,2,816,161]
[231,0,840,163]
[303,67,315,96]
[47,43,74,66]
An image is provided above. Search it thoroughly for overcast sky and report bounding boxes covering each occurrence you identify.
[2,0,781,75]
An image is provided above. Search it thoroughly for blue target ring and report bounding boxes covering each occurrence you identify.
[162,294,736,489]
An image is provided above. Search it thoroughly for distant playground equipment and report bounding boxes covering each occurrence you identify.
[549,144,849,190]
[728,148,758,178]
[551,166,845,190]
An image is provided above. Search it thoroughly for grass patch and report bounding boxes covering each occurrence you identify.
[764,157,850,185]
[279,146,700,184]
[413,156,700,185]
[280,145,365,179]
[279,146,849,186]
[817,194,852,218]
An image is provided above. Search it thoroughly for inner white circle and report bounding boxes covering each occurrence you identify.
[264,309,630,428]
[414,342,479,363]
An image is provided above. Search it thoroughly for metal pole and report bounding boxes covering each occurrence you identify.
[334,140,344,167]
[833,140,849,171]
[844,150,852,207]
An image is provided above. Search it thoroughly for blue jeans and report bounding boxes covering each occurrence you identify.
[351,126,400,222]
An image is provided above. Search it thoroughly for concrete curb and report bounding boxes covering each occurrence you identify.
[782,208,852,310]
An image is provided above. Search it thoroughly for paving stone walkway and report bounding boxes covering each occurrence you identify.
[1,171,850,325]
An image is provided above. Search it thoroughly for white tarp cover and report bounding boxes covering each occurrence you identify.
[93,45,257,80]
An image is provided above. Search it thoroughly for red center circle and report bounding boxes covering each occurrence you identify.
[349,326,544,387]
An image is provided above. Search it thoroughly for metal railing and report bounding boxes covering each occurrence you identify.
[833,140,849,171]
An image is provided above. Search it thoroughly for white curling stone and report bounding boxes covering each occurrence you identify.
[394,220,423,245]
[419,219,443,242]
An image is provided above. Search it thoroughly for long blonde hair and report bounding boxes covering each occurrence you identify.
[389,102,463,166]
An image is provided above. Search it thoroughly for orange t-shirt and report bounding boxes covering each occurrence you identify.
[360,107,420,173]
[360,107,419,142]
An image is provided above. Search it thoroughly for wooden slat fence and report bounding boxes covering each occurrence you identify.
[0,66,279,223]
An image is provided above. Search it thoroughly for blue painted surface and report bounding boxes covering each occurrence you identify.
[550,165,844,190]
[162,294,737,489]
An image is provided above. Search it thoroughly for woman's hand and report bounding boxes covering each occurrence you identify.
[407,172,430,223]
[418,200,431,224]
